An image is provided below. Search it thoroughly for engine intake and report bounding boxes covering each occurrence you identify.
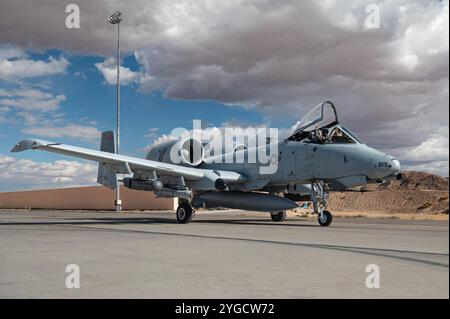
[146,137,204,167]
[179,138,204,166]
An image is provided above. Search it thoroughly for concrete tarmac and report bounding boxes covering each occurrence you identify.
[0,210,448,298]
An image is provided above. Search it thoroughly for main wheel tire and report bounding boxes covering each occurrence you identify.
[270,211,287,222]
[318,210,332,226]
[176,203,194,224]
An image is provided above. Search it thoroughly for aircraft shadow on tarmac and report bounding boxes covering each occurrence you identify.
[0,216,318,227]
[1,215,447,232]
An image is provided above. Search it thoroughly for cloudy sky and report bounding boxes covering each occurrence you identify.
[0,0,448,191]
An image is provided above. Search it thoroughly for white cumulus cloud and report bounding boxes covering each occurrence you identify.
[0,154,97,191]
[0,46,69,80]
[95,57,145,85]
[22,124,102,142]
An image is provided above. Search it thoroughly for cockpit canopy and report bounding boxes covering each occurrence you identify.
[287,101,363,145]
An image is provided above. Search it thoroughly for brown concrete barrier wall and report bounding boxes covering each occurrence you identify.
[0,186,177,210]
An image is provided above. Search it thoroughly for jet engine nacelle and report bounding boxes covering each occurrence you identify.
[146,138,204,167]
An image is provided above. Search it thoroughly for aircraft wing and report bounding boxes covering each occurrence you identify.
[10,138,246,184]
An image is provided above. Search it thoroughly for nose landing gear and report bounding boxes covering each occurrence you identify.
[311,180,333,226]
[318,210,332,226]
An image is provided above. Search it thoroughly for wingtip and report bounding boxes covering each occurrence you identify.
[10,143,21,152]
[10,139,44,153]
[11,140,30,153]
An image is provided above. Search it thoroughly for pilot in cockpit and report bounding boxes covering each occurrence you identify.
[309,126,329,144]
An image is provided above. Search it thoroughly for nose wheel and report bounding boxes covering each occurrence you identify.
[311,180,333,227]
[176,202,194,223]
[318,210,332,226]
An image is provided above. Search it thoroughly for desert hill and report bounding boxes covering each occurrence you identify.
[328,171,449,215]
[362,171,449,191]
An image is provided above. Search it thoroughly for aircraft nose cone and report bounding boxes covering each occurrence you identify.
[391,158,401,172]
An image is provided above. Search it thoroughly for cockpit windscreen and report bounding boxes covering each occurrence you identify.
[287,101,364,144]
[329,127,356,144]
[292,101,338,134]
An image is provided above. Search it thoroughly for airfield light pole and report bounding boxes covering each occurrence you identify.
[108,11,123,212]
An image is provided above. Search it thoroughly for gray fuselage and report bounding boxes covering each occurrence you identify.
[197,139,400,190]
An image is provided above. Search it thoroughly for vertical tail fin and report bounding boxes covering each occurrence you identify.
[97,131,117,189]
[100,131,116,153]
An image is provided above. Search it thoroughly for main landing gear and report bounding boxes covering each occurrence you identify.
[311,180,333,226]
[176,200,194,224]
[270,211,287,222]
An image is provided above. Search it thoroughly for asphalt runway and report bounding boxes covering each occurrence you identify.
[0,209,448,298]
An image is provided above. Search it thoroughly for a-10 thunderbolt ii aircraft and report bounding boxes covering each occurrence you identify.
[11,101,401,226]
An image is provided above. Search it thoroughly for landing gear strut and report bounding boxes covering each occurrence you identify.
[311,180,332,226]
[270,211,287,222]
[176,201,194,224]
